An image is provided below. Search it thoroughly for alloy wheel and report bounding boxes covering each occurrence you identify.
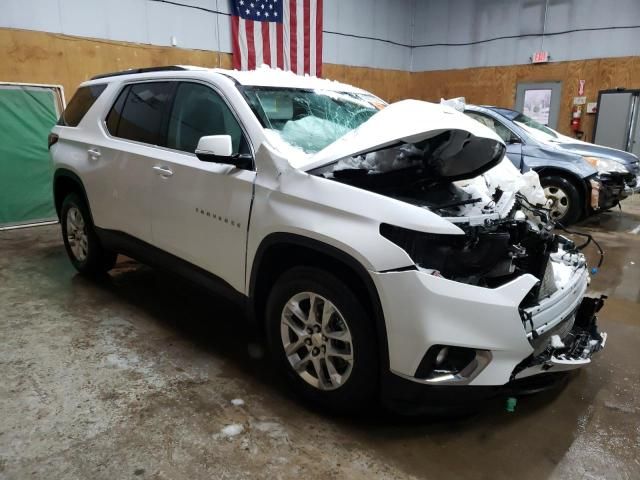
[66,206,88,262]
[280,292,354,391]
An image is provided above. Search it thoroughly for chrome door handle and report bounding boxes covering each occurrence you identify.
[87,148,101,159]
[153,165,174,177]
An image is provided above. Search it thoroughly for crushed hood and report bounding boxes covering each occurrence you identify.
[299,100,506,178]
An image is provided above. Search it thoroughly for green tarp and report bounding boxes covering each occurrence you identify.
[0,85,61,226]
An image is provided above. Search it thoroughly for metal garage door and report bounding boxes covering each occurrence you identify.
[0,83,65,229]
[593,90,640,154]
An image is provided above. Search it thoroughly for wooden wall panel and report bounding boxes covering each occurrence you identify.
[0,28,411,105]
[2,27,639,141]
[409,57,640,140]
[0,28,231,101]
[323,63,411,102]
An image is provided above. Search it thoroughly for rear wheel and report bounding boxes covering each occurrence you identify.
[61,193,117,275]
[540,175,582,225]
[266,266,378,413]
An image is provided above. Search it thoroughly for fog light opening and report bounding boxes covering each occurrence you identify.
[435,346,449,366]
[415,345,482,381]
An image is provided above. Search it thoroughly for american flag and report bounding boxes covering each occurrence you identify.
[230,0,323,77]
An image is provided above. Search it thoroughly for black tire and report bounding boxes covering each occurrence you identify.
[539,175,582,225]
[60,193,117,276]
[265,266,379,413]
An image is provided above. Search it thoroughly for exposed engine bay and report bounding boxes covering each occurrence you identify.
[311,137,603,307]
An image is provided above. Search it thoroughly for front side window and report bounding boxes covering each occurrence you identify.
[465,111,515,143]
[106,82,174,146]
[167,82,247,155]
[58,84,107,127]
[242,87,381,154]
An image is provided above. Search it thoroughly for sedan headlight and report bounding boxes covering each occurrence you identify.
[583,156,629,174]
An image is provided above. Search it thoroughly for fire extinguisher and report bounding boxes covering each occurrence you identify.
[571,105,582,132]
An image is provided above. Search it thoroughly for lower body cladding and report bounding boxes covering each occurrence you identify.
[372,266,606,411]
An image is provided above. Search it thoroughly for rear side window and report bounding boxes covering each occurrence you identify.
[105,86,128,135]
[58,84,107,127]
[106,82,175,146]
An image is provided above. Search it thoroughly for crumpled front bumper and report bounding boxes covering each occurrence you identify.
[624,175,640,195]
[591,175,626,210]
[512,295,607,380]
[592,173,639,210]
[371,265,606,389]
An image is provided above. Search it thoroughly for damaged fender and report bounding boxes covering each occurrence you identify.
[248,142,465,276]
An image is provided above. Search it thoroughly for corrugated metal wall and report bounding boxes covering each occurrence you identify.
[1,0,638,72]
[412,0,640,71]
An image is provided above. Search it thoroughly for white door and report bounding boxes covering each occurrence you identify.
[150,82,255,293]
[97,81,176,243]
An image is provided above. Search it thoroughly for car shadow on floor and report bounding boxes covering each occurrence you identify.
[4,223,620,480]
[71,257,592,427]
[48,247,603,478]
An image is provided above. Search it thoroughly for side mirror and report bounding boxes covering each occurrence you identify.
[195,135,253,170]
[508,135,522,145]
[195,135,233,162]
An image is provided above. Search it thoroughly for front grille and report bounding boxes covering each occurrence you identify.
[538,260,557,300]
[530,311,577,356]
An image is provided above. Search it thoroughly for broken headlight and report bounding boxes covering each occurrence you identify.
[380,223,519,282]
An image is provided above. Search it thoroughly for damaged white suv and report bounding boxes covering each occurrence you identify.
[50,66,607,413]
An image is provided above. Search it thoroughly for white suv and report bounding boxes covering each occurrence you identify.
[49,65,606,413]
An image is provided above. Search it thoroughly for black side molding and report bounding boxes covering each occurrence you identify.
[95,227,247,308]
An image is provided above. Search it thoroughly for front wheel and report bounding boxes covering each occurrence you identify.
[265,266,379,413]
[539,175,583,225]
[60,193,117,276]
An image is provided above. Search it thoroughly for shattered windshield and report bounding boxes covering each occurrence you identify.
[242,87,382,154]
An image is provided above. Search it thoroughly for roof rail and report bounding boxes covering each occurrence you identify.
[90,65,189,80]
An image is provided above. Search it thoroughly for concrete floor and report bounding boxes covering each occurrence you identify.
[1,200,639,480]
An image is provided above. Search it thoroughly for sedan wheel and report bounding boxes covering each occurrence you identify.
[539,175,582,225]
[543,185,570,222]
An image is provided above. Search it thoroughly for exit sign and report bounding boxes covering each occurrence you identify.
[532,51,550,63]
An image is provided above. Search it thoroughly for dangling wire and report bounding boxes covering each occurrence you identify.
[555,222,605,269]
[514,193,605,269]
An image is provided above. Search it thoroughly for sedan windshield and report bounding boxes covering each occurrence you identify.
[242,87,383,154]
[493,108,558,138]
